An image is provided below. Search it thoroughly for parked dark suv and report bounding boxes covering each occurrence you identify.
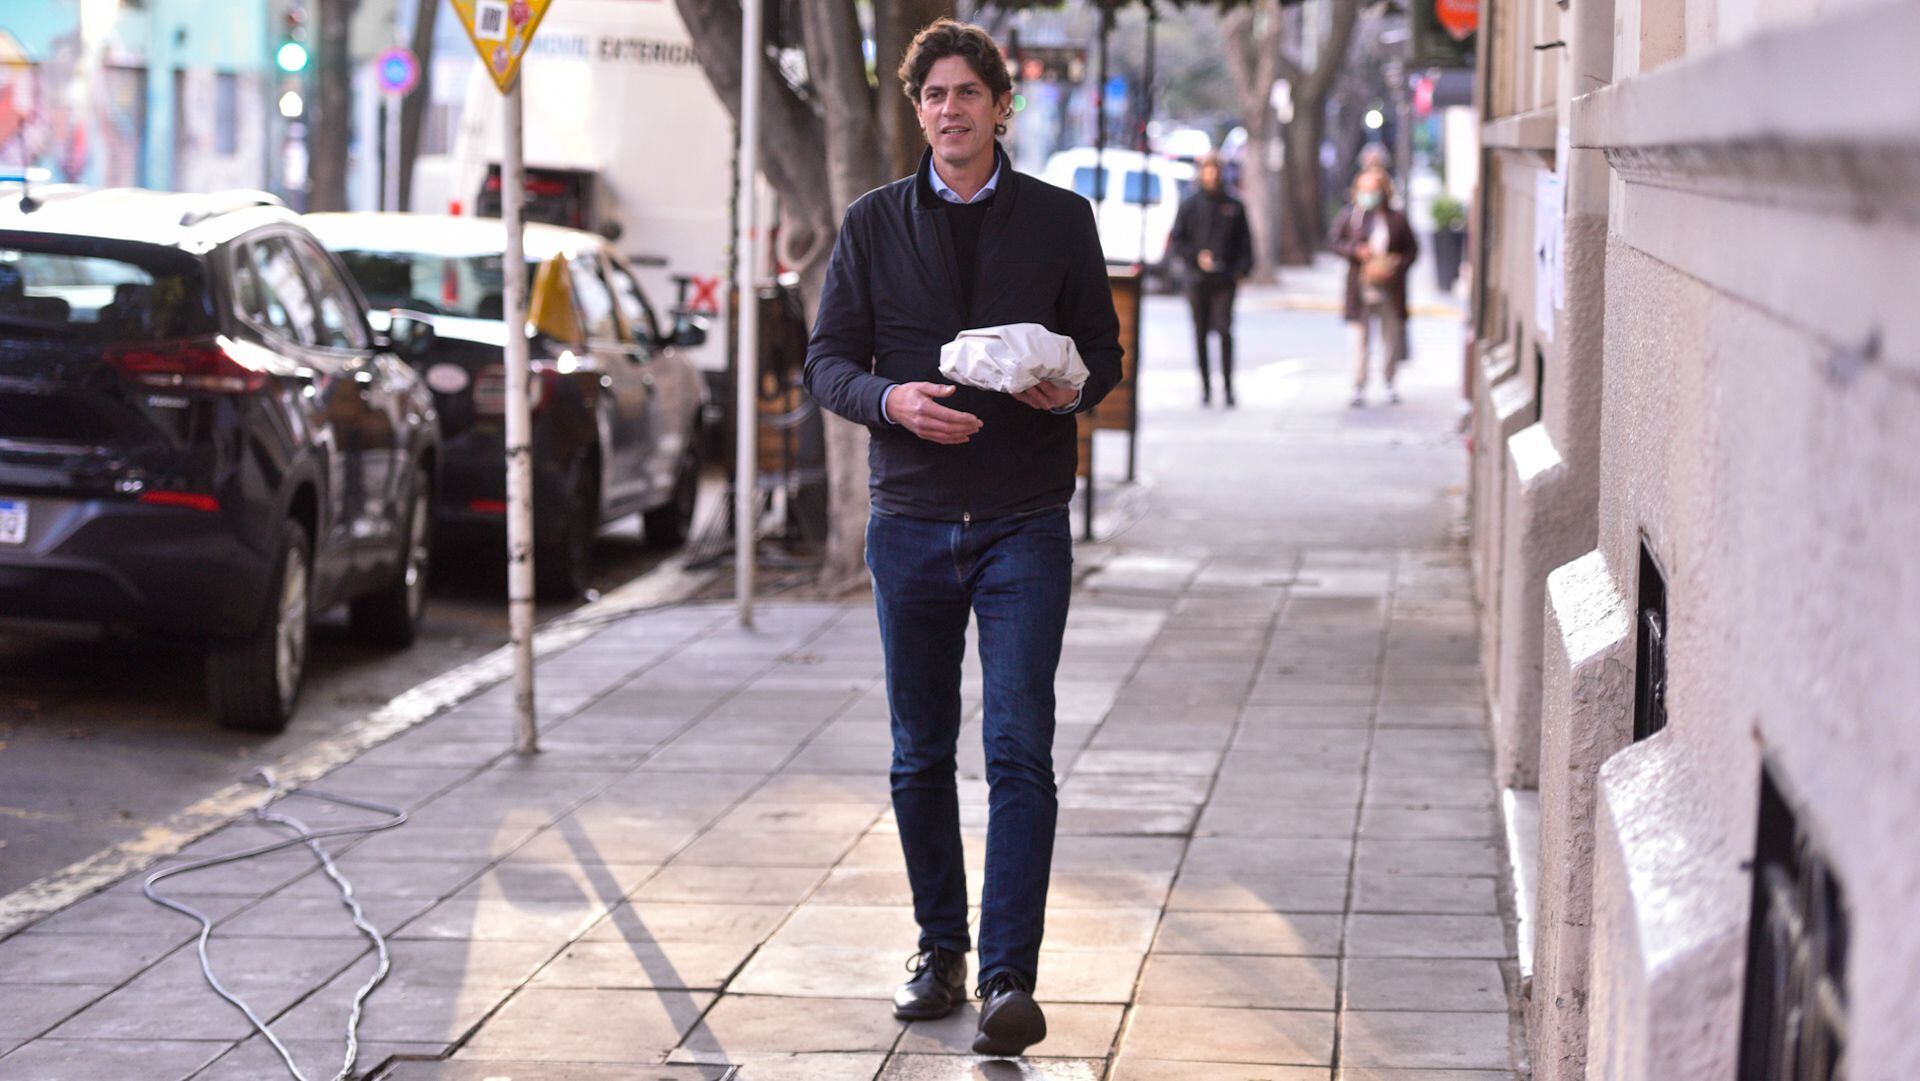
[304,213,707,599]
[0,186,441,732]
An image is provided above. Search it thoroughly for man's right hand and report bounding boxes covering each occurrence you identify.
[887,382,983,445]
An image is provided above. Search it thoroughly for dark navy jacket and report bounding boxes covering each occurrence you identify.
[802,146,1124,522]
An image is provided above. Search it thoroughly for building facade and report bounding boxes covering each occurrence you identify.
[1,2,277,193]
[1468,0,1919,1076]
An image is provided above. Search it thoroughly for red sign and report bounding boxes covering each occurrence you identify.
[688,276,721,315]
[1437,0,1479,40]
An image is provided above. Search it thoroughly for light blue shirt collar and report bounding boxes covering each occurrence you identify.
[930,158,1002,205]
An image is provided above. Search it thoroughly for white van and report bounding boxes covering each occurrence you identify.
[1038,147,1196,283]
[448,1,745,397]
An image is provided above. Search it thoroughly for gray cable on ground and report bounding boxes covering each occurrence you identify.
[143,768,407,1081]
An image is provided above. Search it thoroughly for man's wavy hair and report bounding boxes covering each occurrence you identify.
[898,18,1015,137]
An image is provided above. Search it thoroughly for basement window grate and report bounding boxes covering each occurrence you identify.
[1737,764,1850,1081]
[1632,540,1667,741]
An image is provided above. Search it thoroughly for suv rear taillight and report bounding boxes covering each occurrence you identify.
[105,336,267,394]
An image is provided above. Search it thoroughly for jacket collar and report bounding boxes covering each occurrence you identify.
[913,142,1015,212]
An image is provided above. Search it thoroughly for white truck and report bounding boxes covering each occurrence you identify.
[447,0,741,399]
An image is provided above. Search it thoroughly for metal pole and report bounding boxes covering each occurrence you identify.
[501,80,538,754]
[1092,3,1111,213]
[1136,4,1155,273]
[734,0,763,628]
[383,94,401,211]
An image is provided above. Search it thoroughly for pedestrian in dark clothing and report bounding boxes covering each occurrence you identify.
[1168,153,1253,406]
[1328,165,1419,406]
[801,17,1123,1060]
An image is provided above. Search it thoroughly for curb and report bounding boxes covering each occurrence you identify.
[0,555,716,938]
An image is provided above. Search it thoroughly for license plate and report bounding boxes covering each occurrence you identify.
[0,499,25,545]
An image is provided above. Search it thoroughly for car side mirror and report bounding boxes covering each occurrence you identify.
[670,314,708,349]
[384,310,436,362]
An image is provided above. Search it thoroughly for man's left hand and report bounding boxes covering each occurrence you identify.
[1013,381,1079,411]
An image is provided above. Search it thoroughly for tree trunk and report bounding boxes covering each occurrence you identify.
[396,0,438,211]
[1223,0,1282,280]
[308,0,357,212]
[875,0,953,178]
[1273,0,1361,266]
[670,0,835,266]
[1279,111,1323,264]
[674,0,903,594]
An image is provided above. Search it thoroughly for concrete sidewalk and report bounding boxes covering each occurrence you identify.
[0,293,1519,1080]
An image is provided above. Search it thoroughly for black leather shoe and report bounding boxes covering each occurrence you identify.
[893,947,967,1020]
[972,971,1047,1057]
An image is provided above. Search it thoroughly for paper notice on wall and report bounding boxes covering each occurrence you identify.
[1534,171,1563,342]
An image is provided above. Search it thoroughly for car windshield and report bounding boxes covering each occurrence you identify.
[332,248,538,321]
[0,244,213,342]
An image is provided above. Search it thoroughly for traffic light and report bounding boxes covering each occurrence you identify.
[276,4,309,73]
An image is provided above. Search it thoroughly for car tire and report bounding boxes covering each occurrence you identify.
[643,440,701,550]
[535,460,596,601]
[208,520,311,733]
[349,465,433,648]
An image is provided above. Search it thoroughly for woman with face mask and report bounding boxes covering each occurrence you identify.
[1329,165,1419,406]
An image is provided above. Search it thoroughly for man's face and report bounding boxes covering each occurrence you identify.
[918,55,1007,171]
[1199,160,1223,192]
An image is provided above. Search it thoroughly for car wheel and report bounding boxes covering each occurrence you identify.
[208,520,311,733]
[535,461,596,601]
[349,465,433,648]
[643,440,701,549]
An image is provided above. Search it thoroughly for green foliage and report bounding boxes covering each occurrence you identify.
[1430,193,1467,232]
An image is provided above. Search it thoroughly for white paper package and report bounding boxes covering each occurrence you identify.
[937,323,1090,395]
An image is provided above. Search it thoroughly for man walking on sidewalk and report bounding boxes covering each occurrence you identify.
[802,17,1123,1059]
[1168,152,1253,406]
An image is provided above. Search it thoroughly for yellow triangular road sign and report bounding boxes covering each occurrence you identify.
[450,0,556,93]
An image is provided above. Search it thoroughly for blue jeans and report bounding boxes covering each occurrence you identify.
[866,506,1073,990]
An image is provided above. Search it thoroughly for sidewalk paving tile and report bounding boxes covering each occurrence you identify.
[679,995,902,1055]
[878,1056,1104,1080]
[728,945,904,999]
[0,1039,226,1081]
[1035,948,1146,1003]
[1121,1004,1335,1065]
[1338,1011,1512,1070]
[673,1051,888,1080]
[531,938,755,990]
[1343,958,1508,1011]
[0,984,112,1039]
[0,932,179,986]
[1345,915,1509,959]
[192,1039,444,1080]
[1109,1057,1328,1080]
[454,987,715,1062]
[1164,873,1349,914]
[582,901,793,946]
[46,934,367,1041]
[1337,1072,1512,1081]
[1153,911,1344,956]
[1353,839,1503,877]
[1135,954,1339,1009]
[634,864,828,905]
[1351,874,1500,915]
[897,1001,1123,1059]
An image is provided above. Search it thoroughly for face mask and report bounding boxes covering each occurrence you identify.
[1356,191,1382,211]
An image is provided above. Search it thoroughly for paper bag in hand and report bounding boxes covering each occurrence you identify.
[938,323,1090,395]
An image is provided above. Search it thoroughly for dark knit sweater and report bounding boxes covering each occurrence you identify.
[943,196,994,319]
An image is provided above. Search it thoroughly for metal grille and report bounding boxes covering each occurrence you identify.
[1737,765,1849,1081]
[1633,540,1668,741]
